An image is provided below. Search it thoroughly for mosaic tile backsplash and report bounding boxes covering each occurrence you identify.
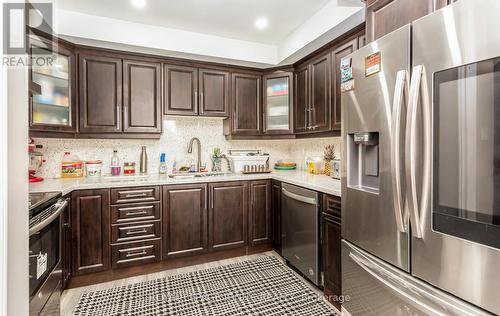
[34,117,341,178]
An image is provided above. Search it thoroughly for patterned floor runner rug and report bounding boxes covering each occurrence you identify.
[73,256,338,316]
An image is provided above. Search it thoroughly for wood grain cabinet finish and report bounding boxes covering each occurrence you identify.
[110,186,160,204]
[111,239,161,269]
[61,196,72,289]
[294,65,310,134]
[198,68,230,117]
[271,180,282,254]
[309,53,331,132]
[163,184,208,258]
[71,189,110,276]
[249,180,271,246]
[123,60,162,133]
[231,73,262,136]
[208,181,248,250]
[164,64,198,116]
[322,212,342,309]
[332,38,358,131]
[111,220,161,244]
[78,54,122,133]
[111,202,160,224]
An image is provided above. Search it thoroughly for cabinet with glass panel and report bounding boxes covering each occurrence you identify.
[29,34,76,134]
[263,72,293,135]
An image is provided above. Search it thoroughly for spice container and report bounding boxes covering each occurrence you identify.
[85,160,102,177]
[123,162,136,175]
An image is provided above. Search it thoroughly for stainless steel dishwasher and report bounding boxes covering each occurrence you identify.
[281,182,321,286]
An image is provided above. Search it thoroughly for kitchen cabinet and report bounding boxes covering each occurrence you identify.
[249,180,271,246]
[123,60,162,133]
[208,181,248,250]
[294,65,309,134]
[61,196,71,289]
[271,180,282,254]
[163,184,208,258]
[71,189,110,276]
[29,34,77,135]
[230,73,262,136]
[78,53,123,134]
[322,194,342,309]
[199,68,230,117]
[263,72,294,135]
[164,65,230,117]
[310,53,331,132]
[332,37,358,131]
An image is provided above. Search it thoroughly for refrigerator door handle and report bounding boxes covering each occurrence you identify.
[391,70,409,233]
[405,65,431,239]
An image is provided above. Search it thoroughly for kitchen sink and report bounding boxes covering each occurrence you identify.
[168,172,233,179]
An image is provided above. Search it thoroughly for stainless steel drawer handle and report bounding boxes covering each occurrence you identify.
[282,188,316,205]
[125,250,147,258]
[125,193,148,198]
[125,210,148,216]
[125,229,148,235]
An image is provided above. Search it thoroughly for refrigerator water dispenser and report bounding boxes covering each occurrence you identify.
[347,132,380,193]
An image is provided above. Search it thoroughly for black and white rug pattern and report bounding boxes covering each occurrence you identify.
[73,256,338,316]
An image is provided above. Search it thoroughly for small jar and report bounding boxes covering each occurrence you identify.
[123,162,136,175]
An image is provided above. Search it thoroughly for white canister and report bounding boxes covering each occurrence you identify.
[86,160,102,177]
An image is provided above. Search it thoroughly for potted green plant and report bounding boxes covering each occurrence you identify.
[211,148,223,172]
[323,145,335,176]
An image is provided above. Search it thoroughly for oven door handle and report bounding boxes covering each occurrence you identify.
[29,199,68,236]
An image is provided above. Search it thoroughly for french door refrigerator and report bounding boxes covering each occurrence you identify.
[341,0,500,315]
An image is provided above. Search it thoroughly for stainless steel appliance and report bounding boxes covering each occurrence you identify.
[281,183,321,286]
[341,0,500,314]
[29,192,67,316]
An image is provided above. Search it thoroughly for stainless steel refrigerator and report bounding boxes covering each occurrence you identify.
[341,0,500,315]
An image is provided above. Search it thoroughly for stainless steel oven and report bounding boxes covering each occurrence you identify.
[29,193,67,316]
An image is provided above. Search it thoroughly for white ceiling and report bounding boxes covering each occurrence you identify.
[57,0,333,44]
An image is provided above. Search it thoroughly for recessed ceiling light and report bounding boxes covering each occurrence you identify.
[255,17,269,30]
[131,0,146,9]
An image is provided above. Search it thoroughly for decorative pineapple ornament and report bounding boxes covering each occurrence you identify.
[324,145,335,176]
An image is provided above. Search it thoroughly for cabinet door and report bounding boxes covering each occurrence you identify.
[61,197,71,289]
[163,184,208,258]
[249,180,271,246]
[323,213,342,309]
[78,53,122,133]
[310,53,331,132]
[164,64,198,116]
[123,60,162,133]
[294,65,309,133]
[332,38,358,131]
[263,72,293,135]
[366,0,433,42]
[231,73,261,136]
[271,180,282,254]
[71,189,110,275]
[199,68,229,117]
[209,181,248,250]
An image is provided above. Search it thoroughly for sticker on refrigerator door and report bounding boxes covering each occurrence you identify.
[36,252,47,279]
[340,56,352,69]
[341,67,353,83]
[365,52,381,77]
[341,79,355,92]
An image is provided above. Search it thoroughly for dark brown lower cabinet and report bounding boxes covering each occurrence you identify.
[61,196,72,289]
[271,180,282,254]
[209,181,248,251]
[111,239,161,269]
[322,212,342,309]
[71,189,110,276]
[163,184,208,258]
[249,180,271,246]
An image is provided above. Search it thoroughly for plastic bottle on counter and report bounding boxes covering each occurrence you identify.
[110,150,121,176]
[172,156,177,174]
[61,152,84,178]
[159,153,167,174]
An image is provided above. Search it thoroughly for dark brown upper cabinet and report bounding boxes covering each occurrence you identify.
[199,68,230,117]
[123,60,162,134]
[164,64,198,116]
[310,52,331,132]
[29,34,77,135]
[263,72,294,135]
[230,73,262,136]
[332,37,358,131]
[163,184,208,259]
[294,64,309,134]
[249,180,272,246]
[79,53,123,133]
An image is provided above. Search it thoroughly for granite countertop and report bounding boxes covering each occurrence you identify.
[29,170,341,197]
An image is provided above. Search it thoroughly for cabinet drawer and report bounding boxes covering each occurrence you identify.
[111,239,161,269]
[323,194,341,218]
[111,202,160,224]
[111,220,161,244]
[110,186,160,204]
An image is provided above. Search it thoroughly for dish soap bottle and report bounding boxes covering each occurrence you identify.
[159,153,167,174]
[110,150,121,176]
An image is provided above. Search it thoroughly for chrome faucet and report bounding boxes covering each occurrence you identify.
[187,137,202,172]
